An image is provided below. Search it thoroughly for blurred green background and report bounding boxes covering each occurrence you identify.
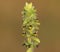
[0,0,60,52]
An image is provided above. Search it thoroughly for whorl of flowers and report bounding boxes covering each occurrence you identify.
[22,2,40,52]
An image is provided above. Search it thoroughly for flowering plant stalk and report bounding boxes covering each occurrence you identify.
[22,2,40,52]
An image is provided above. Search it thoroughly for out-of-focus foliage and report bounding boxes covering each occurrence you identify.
[22,2,40,52]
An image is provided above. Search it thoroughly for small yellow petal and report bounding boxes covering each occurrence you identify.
[26,2,28,6]
[28,3,32,9]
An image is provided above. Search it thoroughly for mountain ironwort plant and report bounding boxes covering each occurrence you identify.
[22,2,40,52]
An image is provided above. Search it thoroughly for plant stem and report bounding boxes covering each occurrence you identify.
[27,45,34,52]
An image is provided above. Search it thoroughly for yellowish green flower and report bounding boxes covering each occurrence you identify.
[22,2,40,52]
[24,2,34,11]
